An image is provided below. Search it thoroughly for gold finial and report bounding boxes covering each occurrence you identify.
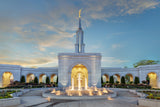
[79,9,82,18]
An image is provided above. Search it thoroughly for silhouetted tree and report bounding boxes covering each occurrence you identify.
[46,76,50,84]
[121,76,125,84]
[133,60,159,68]
[134,77,140,84]
[34,76,38,84]
[109,76,114,84]
[20,75,25,83]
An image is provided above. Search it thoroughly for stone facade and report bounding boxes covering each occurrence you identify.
[58,53,101,87]
[0,63,160,88]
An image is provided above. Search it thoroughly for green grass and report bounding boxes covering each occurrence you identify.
[0,90,20,99]
[142,91,160,100]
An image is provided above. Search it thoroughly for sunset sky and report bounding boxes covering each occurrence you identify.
[0,0,160,68]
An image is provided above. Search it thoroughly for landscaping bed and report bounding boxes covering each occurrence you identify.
[142,91,160,100]
[0,90,20,99]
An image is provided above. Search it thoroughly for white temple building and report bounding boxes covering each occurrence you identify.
[0,12,160,88]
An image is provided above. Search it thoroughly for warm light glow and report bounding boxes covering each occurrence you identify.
[2,72,14,87]
[97,90,102,96]
[107,96,113,100]
[78,91,82,96]
[55,90,61,95]
[79,9,82,18]
[71,64,88,88]
[39,74,47,83]
[102,88,108,94]
[51,88,56,93]
[27,73,35,83]
[148,72,157,87]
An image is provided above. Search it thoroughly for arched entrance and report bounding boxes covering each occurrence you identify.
[125,74,133,84]
[26,73,35,83]
[147,72,157,87]
[71,64,88,88]
[103,74,109,82]
[39,74,47,83]
[113,74,120,83]
[2,72,14,87]
[50,74,57,83]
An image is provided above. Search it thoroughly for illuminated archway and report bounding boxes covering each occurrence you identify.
[125,74,133,83]
[2,72,14,87]
[113,74,120,83]
[103,74,109,82]
[39,74,47,83]
[148,72,157,87]
[50,74,57,83]
[26,73,35,83]
[71,64,88,88]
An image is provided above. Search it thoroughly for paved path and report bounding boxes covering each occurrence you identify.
[10,89,146,107]
[17,90,49,107]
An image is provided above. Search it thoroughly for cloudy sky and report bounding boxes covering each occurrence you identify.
[0,0,160,68]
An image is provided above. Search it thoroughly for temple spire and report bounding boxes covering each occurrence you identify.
[75,9,85,53]
[79,9,82,29]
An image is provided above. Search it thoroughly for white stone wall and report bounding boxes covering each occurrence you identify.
[0,64,21,87]
[58,53,101,88]
[0,63,160,88]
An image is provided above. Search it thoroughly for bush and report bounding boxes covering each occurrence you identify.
[109,76,114,84]
[142,80,147,84]
[121,76,125,84]
[46,76,50,84]
[130,81,133,84]
[106,81,109,83]
[34,77,38,84]
[20,75,25,83]
[116,81,119,84]
[134,77,140,84]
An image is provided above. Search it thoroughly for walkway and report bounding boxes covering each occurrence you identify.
[10,88,146,107]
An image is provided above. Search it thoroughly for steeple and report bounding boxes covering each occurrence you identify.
[75,9,85,53]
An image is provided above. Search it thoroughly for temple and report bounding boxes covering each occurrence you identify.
[0,10,160,88]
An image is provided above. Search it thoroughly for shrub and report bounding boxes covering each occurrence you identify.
[142,80,147,84]
[56,77,58,87]
[46,76,50,84]
[106,81,109,83]
[134,77,140,84]
[116,81,119,84]
[34,76,38,84]
[130,81,133,84]
[121,76,125,84]
[101,76,103,86]
[109,76,114,84]
[20,75,25,83]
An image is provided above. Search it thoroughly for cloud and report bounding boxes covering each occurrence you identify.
[112,44,122,49]
[0,0,159,67]
[82,0,160,21]
[0,56,58,67]
[102,57,128,67]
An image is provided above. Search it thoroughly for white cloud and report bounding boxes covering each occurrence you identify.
[102,57,128,67]
[0,0,159,67]
[112,44,122,49]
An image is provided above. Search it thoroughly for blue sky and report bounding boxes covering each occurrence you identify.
[0,0,160,68]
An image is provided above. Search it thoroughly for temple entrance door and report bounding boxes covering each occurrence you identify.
[71,64,88,88]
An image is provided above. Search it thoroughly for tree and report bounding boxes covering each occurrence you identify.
[101,76,103,87]
[20,75,25,83]
[121,76,125,84]
[134,77,140,84]
[133,60,159,68]
[109,76,114,84]
[46,76,50,84]
[125,75,130,84]
[34,76,38,84]
[146,75,150,85]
